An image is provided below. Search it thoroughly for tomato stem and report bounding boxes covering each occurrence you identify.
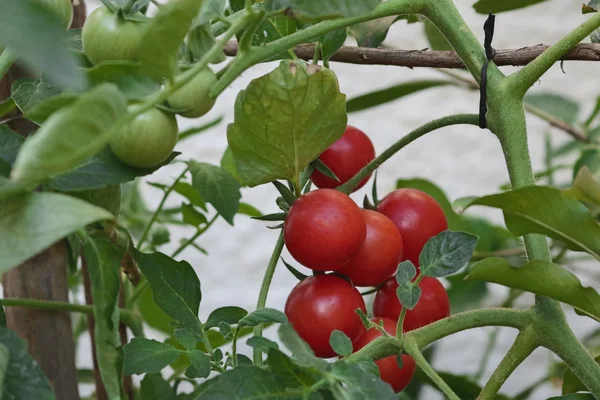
[171,214,219,258]
[253,230,285,365]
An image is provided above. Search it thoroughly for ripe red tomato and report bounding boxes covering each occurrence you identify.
[310,125,376,192]
[353,317,416,392]
[284,189,366,271]
[337,210,403,287]
[377,188,447,268]
[372,277,450,332]
[285,274,366,358]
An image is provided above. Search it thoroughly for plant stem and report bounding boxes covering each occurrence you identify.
[171,214,219,258]
[396,308,407,338]
[0,48,16,82]
[137,167,188,248]
[477,329,538,399]
[404,336,460,400]
[231,327,239,367]
[337,114,480,194]
[253,230,285,365]
[507,12,600,97]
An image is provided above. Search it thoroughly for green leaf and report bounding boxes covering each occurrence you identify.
[346,81,453,113]
[194,366,290,399]
[329,330,353,357]
[188,23,226,64]
[330,360,397,399]
[188,161,241,225]
[173,182,206,210]
[466,186,600,261]
[181,203,208,226]
[0,192,112,272]
[584,0,600,13]
[0,0,85,89]
[472,0,550,14]
[24,94,79,125]
[416,369,512,400]
[137,0,203,79]
[424,19,452,51]
[11,84,127,187]
[247,336,280,352]
[247,16,298,61]
[70,184,121,216]
[205,306,248,330]
[567,166,600,209]
[140,374,177,400]
[187,349,211,379]
[11,77,62,117]
[137,282,174,335]
[267,349,316,388]
[349,16,397,48]
[237,203,262,217]
[419,231,478,277]
[0,125,24,166]
[87,61,160,100]
[0,326,56,400]
[446,272,488,313]
[49,149,178,192]
[123,338,180,375]
[133,250,203,336]
[278,323,328,370]
[525,93,580,125]
[227,60,347,187]
[264,0,380,21]
[218,322,233,339]
[272,180,297,206]
[220,147,244,186]
[0,177,29,201]
[82,237,124,398]
[396,284,421,310]
[239,308,287,328]
[396,260,417,286]
[321,28,347,62]
[197,0,227,24]
[563,355,600,395]
[0,97,16,118]
[174,329,197,351]
[467,258,600,322]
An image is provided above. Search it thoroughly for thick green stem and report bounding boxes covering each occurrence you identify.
[0,48,16,82]
[212,0,426,96]
[253,230,285,365]
[338,114,480,194]
[507,12,600,97]
[477,329,538,399]
[404,336,460,400]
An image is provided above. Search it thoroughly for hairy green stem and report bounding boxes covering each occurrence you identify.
[338,114,480,194]
[253,230,285,365]
[0,48,16,82]
[137,167,188,247]
[396,308,407,339]
[507,12,600,97]
[212,0,426,96]
[404,336,460,400]
[171,214,219,258]
[477,329,538,399]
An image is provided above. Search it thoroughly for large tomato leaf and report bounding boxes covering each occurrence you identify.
[472,0,551,14]
[466,186,600,261]
[467,258,600,322]
[194,366,292,399]
[0,192,112,272]
[0,126,24,167]
[264,0,379,21]
[11,84,127,187]
[227,60,347,187]
[86,61,160,100]
[123,338,180,375]
[349,16,397,48]
[139,374,177,400]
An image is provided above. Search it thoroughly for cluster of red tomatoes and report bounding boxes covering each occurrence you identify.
[283,126,451,392]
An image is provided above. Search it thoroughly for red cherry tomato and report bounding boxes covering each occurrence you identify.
[377,188,448,268]
[285,274,366,358]
[372,277,450,332]
[337,210,403,287]
[284,189,366,271]
[311,125,376,192]
[353,317,416,392]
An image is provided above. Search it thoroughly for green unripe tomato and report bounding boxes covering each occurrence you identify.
[109,107,178,169]
[39,0,73,30]
[82,6,146,64]
[167,67,217,118]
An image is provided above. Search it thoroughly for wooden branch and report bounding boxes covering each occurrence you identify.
[223,42,600,68]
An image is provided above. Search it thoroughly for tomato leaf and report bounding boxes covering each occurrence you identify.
[197,0,227,25]
[82,236,124,398]
[466,186,600,261]
[173,182,207,211]
[0,0,85,89]
[186,350,211,379]
[0,126,24,166]
[330,360,397,399]
[239,308,287,328]
[467,258,600,322]
[346,81,453,113]
[227,60,347,187]
[396,284,421,310]
[424,19,452,51]
[349,16,397,48]
[419,231,478,277]
[0,192,111,273]
[0,326,55,400]
[205,306,248,330]
[86,61,160,100]
[11,84,127,187]
[220,147,244,186]
[173,329,197,351]
[525,92,580,125]
[196,365,291,399]
[133,250,204,336]
[264,0,380,21]
[137,0,203,80]
[123,338,180,375]
[396,260,417,286]
[181,203,207,227]
[140,374,176,400]
[266,348,317,389]
[247,336,280,352]
[278,323,328,370]
[446,272,488,313]
[472,0,550,14]
[321,28,347,62]
[188,161,241,225]
[188,23,226,64]
[10,77,62,117]
[330,330,353,357]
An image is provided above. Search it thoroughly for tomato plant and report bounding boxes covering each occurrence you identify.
[1,0,600,399]
[310,125,376,191]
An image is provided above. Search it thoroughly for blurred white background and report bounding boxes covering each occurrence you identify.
[79,0,600,398]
